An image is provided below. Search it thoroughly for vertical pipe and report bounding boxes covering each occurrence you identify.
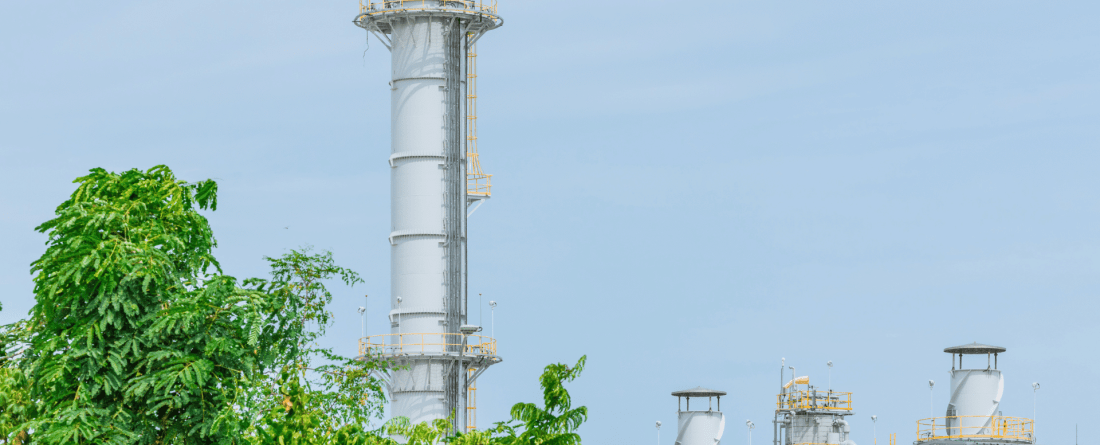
[780,361,785,396]
[773,412,778,445]
[443,16,466,429]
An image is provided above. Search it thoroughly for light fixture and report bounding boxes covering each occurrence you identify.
[871,415,878,445]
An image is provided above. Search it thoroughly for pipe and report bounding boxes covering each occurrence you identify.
[773,412,779,445]
[781,360,785,395]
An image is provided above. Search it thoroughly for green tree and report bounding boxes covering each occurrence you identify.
[19,166,261,443]
[1,305,34,445]
[14,166,389,444]
[240,248,393,445]
[451,356,588,445]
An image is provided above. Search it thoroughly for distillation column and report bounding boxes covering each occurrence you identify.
[354,1,503,433]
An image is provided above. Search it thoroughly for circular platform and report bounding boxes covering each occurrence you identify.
[354,0,504,34]
[357,332,502,366]
[945,342,1007,355]
[671,387,727,398]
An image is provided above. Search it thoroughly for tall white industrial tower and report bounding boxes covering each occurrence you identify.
[353,0,503,435]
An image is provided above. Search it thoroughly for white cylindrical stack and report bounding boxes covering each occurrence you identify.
[939,342,1017,443]
[355,1,504,433]
[388,12,460,425]
[677,412,725,445]
[672,387,727,445]
[946,369,1004,436]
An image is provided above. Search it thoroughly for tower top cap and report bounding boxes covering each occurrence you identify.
[944,342,1006,355]
[671,387,726,397]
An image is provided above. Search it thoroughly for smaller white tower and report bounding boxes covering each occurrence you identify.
[915,342,1035,445]
[672,387,727,445]
[774,375,856,445]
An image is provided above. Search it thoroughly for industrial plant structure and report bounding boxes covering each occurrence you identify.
[344,3,1051,445]
[914,343,1035,445]
[773,366,857,445]
[352,0,504,435]
[672,387,727,445]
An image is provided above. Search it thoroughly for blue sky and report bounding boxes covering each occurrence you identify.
[2,1,1098,444]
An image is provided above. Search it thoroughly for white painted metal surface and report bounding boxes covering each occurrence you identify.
[673,388,726,445]
[389,14,457,426]
[946,369,1004,436]
[677,411,726,445]
[786,415,853,445]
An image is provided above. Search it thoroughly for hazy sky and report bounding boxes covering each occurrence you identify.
[2,1,1098,444]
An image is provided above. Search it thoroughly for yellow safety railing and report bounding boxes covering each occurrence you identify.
[916,416,1033,443]
[359,333,497,357]
[359,0,500,17]
[889,433,897,445]
[466,41,492,197]
[777,390,853,411]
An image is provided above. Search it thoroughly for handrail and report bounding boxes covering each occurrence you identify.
[777,390,853,411]
[916,416,1033,443]
[466,41,492,197]
[359,332,498,357]
[358,0,500,17]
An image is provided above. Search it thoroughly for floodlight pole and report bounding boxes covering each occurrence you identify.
[1032,383,1040,440]
[929,381,935,417]
[357,300,367,357]
[489,301,497,339]
[871,416,877,445]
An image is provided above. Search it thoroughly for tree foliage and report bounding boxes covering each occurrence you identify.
[1,307,33,445]
[18,166,243,443]
[451,356,588,445]
[6,166,390,444]
[238,248,392,445]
